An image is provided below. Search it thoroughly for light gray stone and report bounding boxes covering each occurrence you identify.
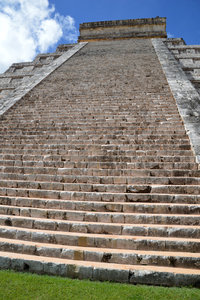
[152,38,200,164]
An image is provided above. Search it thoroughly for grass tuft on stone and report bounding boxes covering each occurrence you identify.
[0,270,200,300]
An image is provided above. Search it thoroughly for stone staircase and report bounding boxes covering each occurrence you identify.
[0,44,74,97]
[0,38,200,286]
[0,43,86,118]
[165,38,200,95]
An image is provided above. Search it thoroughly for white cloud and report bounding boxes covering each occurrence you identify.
[37,19,63,52]
[0,0,78,73]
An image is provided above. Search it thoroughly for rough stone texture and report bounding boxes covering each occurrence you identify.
[0,33,199,286]
[164,40,200,96]
[152,38,200,164]
[0,42,87,117]
[78,17,167,42]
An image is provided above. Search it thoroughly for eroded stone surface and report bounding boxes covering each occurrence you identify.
[0,33,199,286]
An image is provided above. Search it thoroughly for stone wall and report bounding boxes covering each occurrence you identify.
[78,17,167,42]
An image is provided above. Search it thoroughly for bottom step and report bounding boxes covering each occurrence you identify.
[0,251,200,287]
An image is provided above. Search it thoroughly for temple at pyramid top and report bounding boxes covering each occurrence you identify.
[78,17,167,42]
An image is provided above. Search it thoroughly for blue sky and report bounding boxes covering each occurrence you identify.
[0,0,200,73]
[51,0,200,45]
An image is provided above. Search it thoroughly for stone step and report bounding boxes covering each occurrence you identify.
[174,54,200,59]
[182,66,200,72]
[0,147,194,155]
[1,118,183,124]
[7,114,181,119]
[0,124,186,132]
[0,206,199,228]
[0,139,190,147]
[0,133,188,139]
[2,173,200,185]
[2,106,182,110]
[1,104,179,109]
[0,113,185,118]
[0,143,191,150]
[0,99,178,104]
[0,124,185,130]
[0,251,199,286]
[1,196,199,214]
[2,102,179,106]
[4,117,182,121]
[0,124,187,131]
[0,128,188,135]
[0,154,195,163]
[2,101,179,107]
[23,109,172,114]
[0,148,194,160]
[1,180,200,195]
[0,131,188,138]
[1,166,199,178]
[0,132,188,139]
[0,237,199,269]
[6,110,173,115]
[57,168,200,177]
[0,149,194,157]
[1,98,178,103]
[2,110,182,116]
[0,127,187,134]
[0,160,196,170]
[167,44,200,50]
[0,103,182,108]
[0,109,183,113]
[1,186,200,203]
[0,226,199,252]
[9,101,177,106]
[0,117,185,124]
[10,98,176,103]
[0,105,182,110]
[3,105,180,110]
[1,188,199,204]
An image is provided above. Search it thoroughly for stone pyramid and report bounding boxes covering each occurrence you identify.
[0,17,200,287]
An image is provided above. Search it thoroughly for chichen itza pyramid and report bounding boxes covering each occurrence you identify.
[0,17,200,287]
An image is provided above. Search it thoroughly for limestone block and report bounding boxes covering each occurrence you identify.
[129,270,174,286]
[84,251,103,262]
[43,262,67,276]
[25,259,44,274]
[122,226,148,236]
[57,222,71,232]
[55,234,77,246]
[93,267,129,283]
[70,224,87,233]
[60,249,74,259]
[0,256,11,269]
[11,258,26,271]
[34,220,57,231]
